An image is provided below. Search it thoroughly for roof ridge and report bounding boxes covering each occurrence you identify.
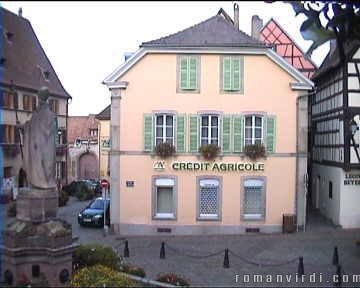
[141,14,219,46]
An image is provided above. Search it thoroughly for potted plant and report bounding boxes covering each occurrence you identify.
[155,142,176,158]
[198,144,220,160]
[244,143,266,160]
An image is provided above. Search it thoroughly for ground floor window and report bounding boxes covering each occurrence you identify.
[197,178,221,220]
[153,177,176,219]
[242,178,265,221]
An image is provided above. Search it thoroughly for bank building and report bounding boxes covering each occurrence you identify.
[102,6,314,235]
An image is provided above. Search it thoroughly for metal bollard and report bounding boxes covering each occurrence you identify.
[124,240,129,258]
[332,246,339,266]
[297,256,304,276]
[160,242,166,259]
[223,248,230,268]
[334,265,342,287]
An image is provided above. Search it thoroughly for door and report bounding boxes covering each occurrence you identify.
[78,152,98,180]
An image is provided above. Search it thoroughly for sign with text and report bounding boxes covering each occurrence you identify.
[153,161,264,172]
[344,174,360,185]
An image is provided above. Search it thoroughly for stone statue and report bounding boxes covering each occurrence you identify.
[18,87,57,189]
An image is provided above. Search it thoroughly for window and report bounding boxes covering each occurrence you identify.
[242,178,265,221]
[2,92,13,109]
[49,99,59,114]
[153,177,176,219]
[3,167,12,179]
[329,181,333,199]
[1,125,15,144]
[155,114,174,145]
[23,94,36,111]
[198,178,221,220]
[200,115,219,146]
[222,56,243,92]
[89,129,98,138]
[179,56,199,91]
[244,115,263,146]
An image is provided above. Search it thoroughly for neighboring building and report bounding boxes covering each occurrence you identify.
[103,5,313,235]
[67,115,99,183]
[310,39,360,228]
[0,7,71,196]
[96,105,111,181]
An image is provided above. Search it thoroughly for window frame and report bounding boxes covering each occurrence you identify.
[196,176,222,221]
[243,114,264,146]
[200,114,220,147]
[154,113,175,146]
[241,176,266,221]
[177,55,201,93]
[220,55,244,94]
[152,175,177,220]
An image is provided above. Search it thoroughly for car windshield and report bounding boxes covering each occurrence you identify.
[88,199,109,210]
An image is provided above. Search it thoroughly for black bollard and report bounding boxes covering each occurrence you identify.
[332,246,339,266]
[297,257,304,276]
[334,265,342,287]
[160,242,166,259]
[123,240,129,258]
[223,249,230,268]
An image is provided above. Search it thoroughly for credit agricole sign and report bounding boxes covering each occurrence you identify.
[153,161,264,172]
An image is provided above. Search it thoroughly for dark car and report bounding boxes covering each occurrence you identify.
[78,197,110,227]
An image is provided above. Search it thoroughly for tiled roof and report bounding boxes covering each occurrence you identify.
[312,39,360,81]
[0,7,71,98]
[67,116,99,143]
[96,105,110,120]
[141,10,268,48]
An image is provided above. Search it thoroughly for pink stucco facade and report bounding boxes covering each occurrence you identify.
[104,52,309,235]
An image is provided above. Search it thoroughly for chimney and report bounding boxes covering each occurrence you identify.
[234,3,239,30]
[251,15,263,40]
[18,7,22,17]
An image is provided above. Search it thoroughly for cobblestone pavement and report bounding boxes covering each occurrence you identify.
[4,197,360,287]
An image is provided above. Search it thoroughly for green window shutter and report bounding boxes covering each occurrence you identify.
[239,56,244,93]
[232,58,240,91]
[266,115,276,154]
[189,57,197,90]
[189,114,199,153]
[180,57,188,90]
[233,115,244,152]
[176,114,186,153]
[222,115,231,153]
[223,57,231,91]
[143,114,153,152]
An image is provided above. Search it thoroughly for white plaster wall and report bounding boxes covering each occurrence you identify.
[340,169,360,228]
[312,164,341,225]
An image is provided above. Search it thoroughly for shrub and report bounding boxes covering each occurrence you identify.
[7,201,16,217]
[244,143,266,160]
[58,190,69,207]
[75,182,95,201]
[121,264,146,278]
[155,272,190,286]
[73,244,120,271]
[71,265,134,287]
[155,142,176,158]
[198,144,220,160]
[63,181,78,196]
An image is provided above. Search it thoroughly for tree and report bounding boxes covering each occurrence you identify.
[287,1,360,61]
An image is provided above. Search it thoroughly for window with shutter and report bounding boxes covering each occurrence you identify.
[222,56,244,93]
[233,115,244,152]
[143,114,154,152]
[266,115,276,153]
[222,115,231,153]
[155,114,174,146]
[176,114,185,153]
[179,56,199,91]
[189,115,199,152]
[200,115,219,146]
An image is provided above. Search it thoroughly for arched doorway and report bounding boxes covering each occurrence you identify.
[78,152,98,180]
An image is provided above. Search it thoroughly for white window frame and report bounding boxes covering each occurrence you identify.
[197,177,222,221]
[200,115,219,146]
[153,177,177,220]
[242,178,265,221]
[244,115,264,146]
[155,114,175,146]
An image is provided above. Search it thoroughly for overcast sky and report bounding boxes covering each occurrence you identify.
[3,1,329,116]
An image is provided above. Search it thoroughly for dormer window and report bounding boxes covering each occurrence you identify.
[43,70,50,81]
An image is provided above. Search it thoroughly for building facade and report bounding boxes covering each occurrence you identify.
[67,115,99,183]
[0,7,71,197]
[96,105,111,181]
[103,7,313,235]
[310,39,360,228]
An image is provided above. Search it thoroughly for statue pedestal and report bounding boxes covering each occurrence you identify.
[1,188,78,286]
[16,188,58,222]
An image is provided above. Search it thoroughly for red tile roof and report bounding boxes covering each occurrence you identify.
[67,116,99,144]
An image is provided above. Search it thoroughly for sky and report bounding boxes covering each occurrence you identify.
[2,1,329,116]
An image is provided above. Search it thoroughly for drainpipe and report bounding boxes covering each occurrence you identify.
[65,97,71,185]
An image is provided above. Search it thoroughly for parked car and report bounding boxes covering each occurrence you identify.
[78,197,110,227]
